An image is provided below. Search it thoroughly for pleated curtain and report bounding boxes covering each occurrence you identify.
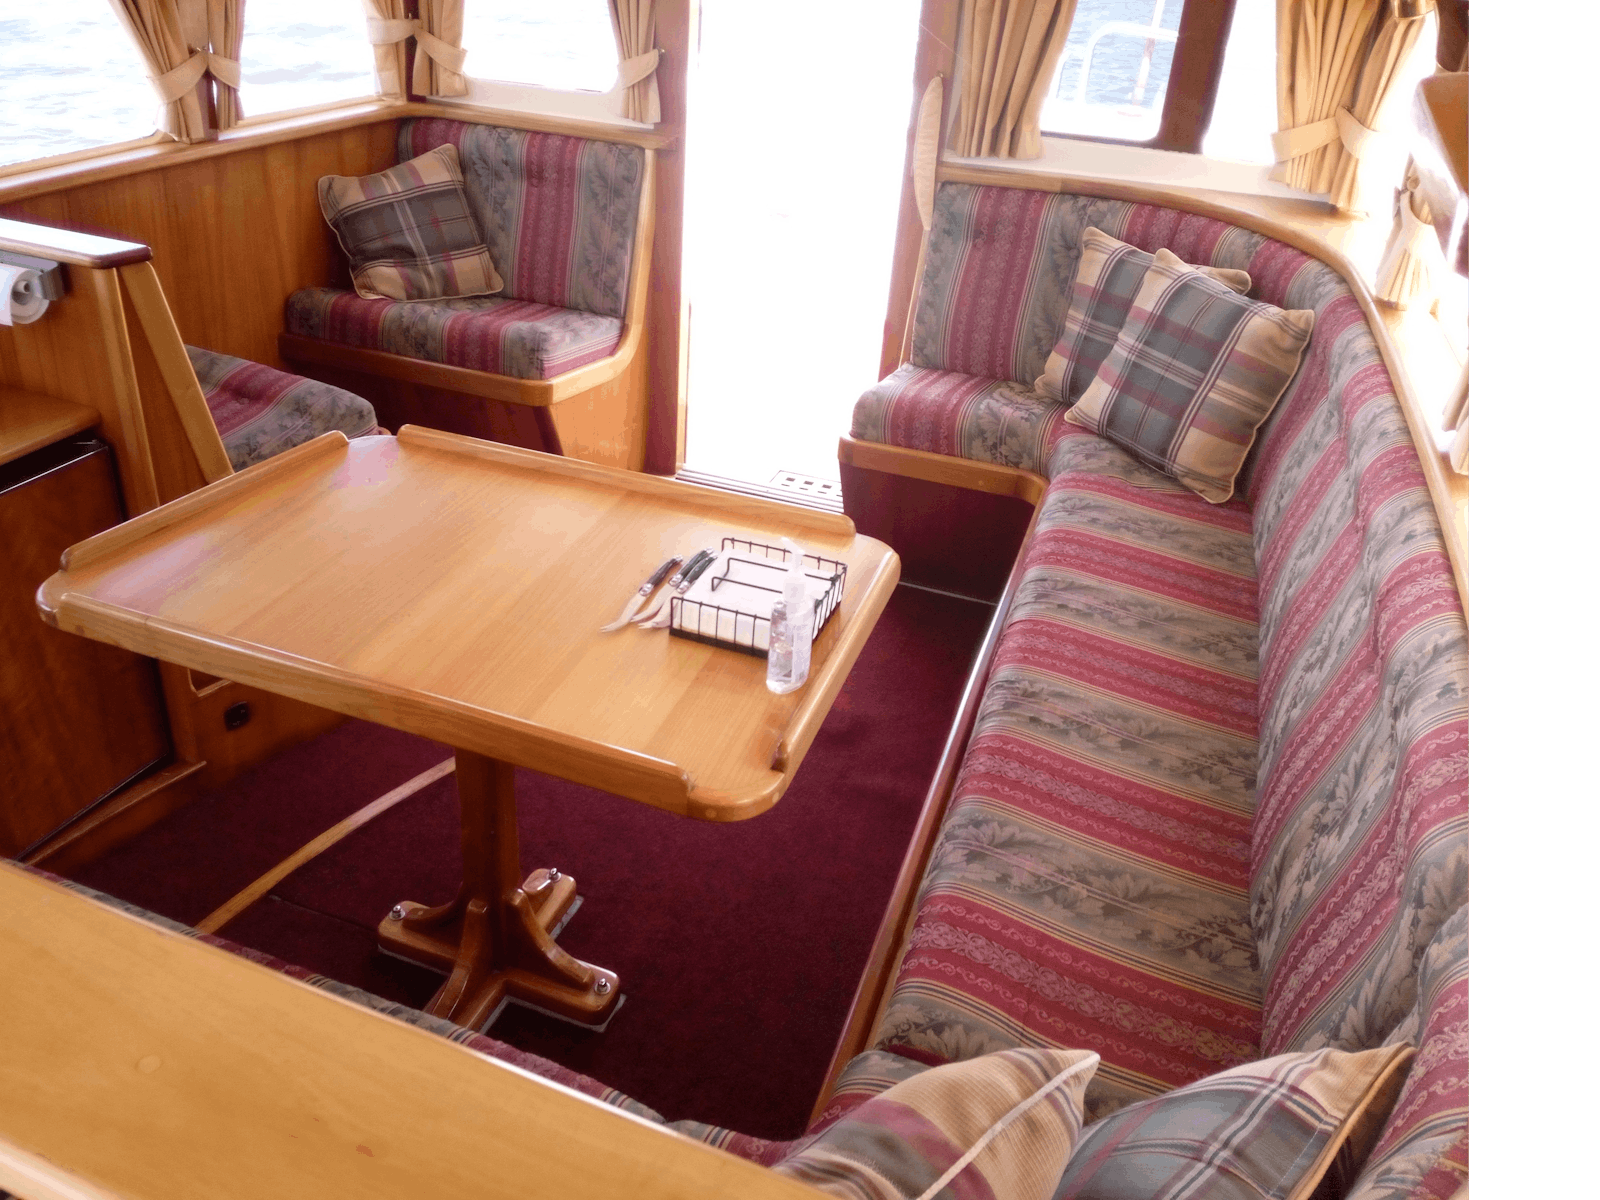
[108,0,242,141]
[413,0,468,98]
[953,0,1078,159]
[608,0,661,124]
[1273,0,1433,211]
[362,0,413,99]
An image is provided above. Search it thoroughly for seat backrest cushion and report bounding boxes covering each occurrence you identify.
[913,183,1264,387]
[399,119,645,319]
[1238,238,1468,1059]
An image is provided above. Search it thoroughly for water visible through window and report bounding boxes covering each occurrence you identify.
[1040,0,1184,143]
[464,0,618,92]
[0,1,157,168]
[238,0,374,118]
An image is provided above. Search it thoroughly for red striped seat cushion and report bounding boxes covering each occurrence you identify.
[186,345,378,470]
[285,288,623,381]
[871,430,1264,1121]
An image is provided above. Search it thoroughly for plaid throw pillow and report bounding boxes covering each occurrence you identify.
[1034,227,1252,407]
[776,1048,1099,1200]
[1052,1044,1415,1200]
[1067,248,1313,503]
[317,145,504,302]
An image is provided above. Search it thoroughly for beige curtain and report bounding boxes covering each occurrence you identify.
[1374,160,1441,307]
[953,0,1078,159]
[414,0,467,97]
[1273,0,1432,210]
[362,0,411,99]
[108,0,212,141]
[608,0,661,124]
[206,0,244,130]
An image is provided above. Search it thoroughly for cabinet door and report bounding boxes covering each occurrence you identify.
[0,438,169,856]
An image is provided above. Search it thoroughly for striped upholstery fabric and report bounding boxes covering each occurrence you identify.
[186,345,378,470]
[1238,241,1469,1063]
[1347,908,1468,1200]
[851,364,1072,476]
[285,288,623,381]
[399,119,645,320]
[872,429,1266,1121]
[855,185,1468,1193]
[912,185,1266,388]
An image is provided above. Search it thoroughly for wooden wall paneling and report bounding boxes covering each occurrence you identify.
[879,0,962,379]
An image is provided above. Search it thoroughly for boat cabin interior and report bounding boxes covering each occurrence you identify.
[2,2,1477,1198]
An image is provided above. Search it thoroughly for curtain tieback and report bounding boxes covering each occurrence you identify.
[151,52,240,103]
[1271,106,1380,163]
[617,49,661,89]
[365,17,466,74]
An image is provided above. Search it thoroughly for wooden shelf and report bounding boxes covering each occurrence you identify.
[0,387,99,468]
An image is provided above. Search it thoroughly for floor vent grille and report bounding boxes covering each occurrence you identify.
[674,467,845,514]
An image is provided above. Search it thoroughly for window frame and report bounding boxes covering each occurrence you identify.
[1041,0,1239,154]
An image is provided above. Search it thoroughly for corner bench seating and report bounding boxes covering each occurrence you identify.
[278,119,653,450]
[835,182,1469,1199]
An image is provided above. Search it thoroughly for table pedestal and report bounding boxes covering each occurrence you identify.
[377,749,620,1031]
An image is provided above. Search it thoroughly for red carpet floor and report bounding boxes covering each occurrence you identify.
[69,584,992,1138]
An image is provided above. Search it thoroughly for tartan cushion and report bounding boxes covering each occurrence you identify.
[185,345,378,470]
[1052,1044,1414,1200]
[1067,250,1313,504]
[775,1048,1099,1200]
[318,144,504,302]
[1034,228,1252,408]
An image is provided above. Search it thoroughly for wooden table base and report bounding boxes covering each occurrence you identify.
[377,749,620,1031]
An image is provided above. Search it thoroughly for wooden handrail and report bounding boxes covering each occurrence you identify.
[0,216,149,269]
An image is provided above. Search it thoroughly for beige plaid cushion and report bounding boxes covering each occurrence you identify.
[1068,248,1314,504]
[1035,227,1252,407]
[317,144,503,302]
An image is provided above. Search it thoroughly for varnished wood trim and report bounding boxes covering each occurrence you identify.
[118,261,232,484]
[86,268,161,516]
[0,99,670,208]
[0,215,151,268]
[1153,0,1238,153]
[810,494,1045,1122]
[837,436,1048,505]
[195,757,457,935]
[0,1133,124,1200]
[895,166,1469,617]
[0,864,828,1200]
[397,425,857,535]
[21,760,206,874]
[0,388,99,467]
[53,431,348,574]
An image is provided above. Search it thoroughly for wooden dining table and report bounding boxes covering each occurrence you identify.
[37,427,900,1031]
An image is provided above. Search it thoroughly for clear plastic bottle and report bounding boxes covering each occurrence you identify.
[766,538,812,694]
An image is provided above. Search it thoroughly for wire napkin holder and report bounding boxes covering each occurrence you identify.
[669,537,847,657]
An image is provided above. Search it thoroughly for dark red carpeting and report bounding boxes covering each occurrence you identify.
[69,584,991,1138]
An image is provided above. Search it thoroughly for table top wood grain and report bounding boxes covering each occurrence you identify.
[37,427,900,822]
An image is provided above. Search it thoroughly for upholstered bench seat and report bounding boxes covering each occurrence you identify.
[185,345,378,471]
[872,425,1265,1120]
[284,288,623,382]
[851,364,1072,476]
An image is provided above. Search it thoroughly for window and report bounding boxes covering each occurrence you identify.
[238,0,375,118]
[0,1,157,169]
[1041,0,1185,144]
[463,0,618,92]
[1202,0,1275,164]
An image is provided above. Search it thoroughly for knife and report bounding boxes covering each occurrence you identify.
[600,555,683,632]
[633,549,713,625]
[641,551,719,629]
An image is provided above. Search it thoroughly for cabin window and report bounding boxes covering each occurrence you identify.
[237,1,376,118]
[461,0,618,93]
[1040,0,1188,145]
[0,2,158,168]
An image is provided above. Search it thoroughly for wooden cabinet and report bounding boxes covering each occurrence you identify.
[0,434,169,856]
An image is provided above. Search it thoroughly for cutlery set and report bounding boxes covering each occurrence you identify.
[599,550,718,633]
